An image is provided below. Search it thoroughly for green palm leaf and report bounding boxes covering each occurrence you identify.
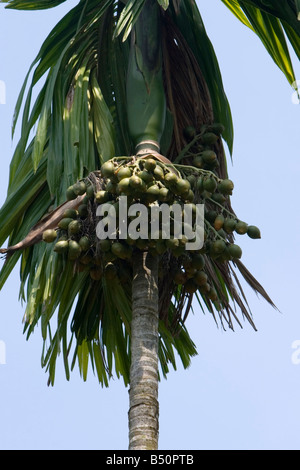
[242,5,297,85]
[221,0,300,86]
[157,0,169,10]
[296,0,300,19]
[283,21,300,60]
[1,0,67,9]
[113,0,146,41]
[240,0,300,33]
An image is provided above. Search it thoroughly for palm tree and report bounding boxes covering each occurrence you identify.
[0,0,299,450]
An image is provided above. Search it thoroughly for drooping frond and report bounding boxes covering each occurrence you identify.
[168,0,235,155]
[0,1,199,385]
[221,0,300,87]
[1,0,68,9]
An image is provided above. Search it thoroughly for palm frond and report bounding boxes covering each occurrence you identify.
[239,0,300,33]
[296,0,300,19]
[221,0,300,87]
[1,0,68,9]
[113,0,146,41]
[0,0,200,386]
[168,0,235,155]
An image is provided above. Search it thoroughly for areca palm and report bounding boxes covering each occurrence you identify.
[0,0,299,450]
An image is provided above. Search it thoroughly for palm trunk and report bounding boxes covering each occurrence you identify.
[128,250,159,450]
[126,0,164,450]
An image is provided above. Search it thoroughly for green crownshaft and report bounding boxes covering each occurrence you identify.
[126,0,166,151]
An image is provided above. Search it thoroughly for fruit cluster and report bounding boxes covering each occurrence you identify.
[42,156,261,303]
[182,122,226,172]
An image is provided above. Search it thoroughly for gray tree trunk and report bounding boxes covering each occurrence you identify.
[128,250,159,450]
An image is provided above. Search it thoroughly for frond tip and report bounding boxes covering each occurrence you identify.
[2,0,68,10]
[221,0,300,86]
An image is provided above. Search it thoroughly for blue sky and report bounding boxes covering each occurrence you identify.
[0,0,300,450]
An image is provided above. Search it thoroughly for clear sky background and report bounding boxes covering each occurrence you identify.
[0,0,299,451]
